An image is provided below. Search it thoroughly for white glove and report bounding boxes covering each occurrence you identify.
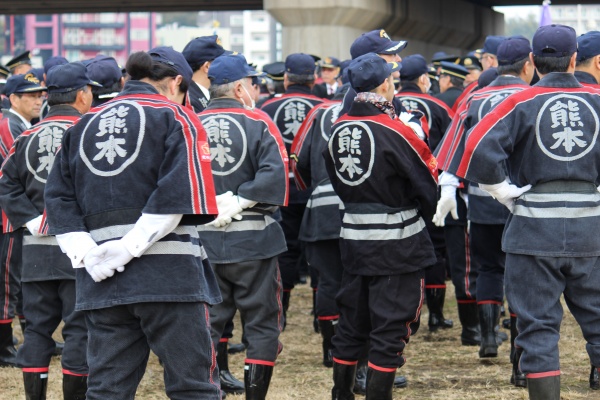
[25,215,44,237]
[212,194,257,228]
[432,185,458,227]
[85,240,133,281]
[480,180,532,213]
[399,112,426,140]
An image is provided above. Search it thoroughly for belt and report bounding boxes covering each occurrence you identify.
[529,180,596,194]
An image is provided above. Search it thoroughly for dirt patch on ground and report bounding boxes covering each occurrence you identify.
[0,282,595,399]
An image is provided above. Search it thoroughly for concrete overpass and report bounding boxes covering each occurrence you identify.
[2,0,592,59]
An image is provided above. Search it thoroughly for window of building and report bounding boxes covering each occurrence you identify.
[131,28,149,41]
[230,14,243,27]
[230,34,244,45]
[36,27,53,45]
[36,15,53,22]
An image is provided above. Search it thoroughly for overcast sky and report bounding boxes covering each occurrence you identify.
[494,5,541,19]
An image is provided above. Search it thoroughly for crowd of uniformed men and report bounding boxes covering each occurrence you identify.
[0,21,598,400]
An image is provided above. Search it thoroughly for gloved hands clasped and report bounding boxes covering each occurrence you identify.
[83,240,132,283]
[211,191,257,228]
[480,180,531,212]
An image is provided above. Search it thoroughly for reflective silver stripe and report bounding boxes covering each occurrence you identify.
[145,241,208,259]
[89,225,199,242]
[343,209,418,225]
[520,192,600,203]
[288,172,295,179]
[341,218,425,241]
[312,183,334,194]
[197,215,277,232]
[307,196,341,209]
[513,205,600,219]
[23,236,59,246]
[468,185,492,197]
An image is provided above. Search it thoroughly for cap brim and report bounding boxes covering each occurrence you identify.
[379,40,408,55]
[389,61,402,73]
[88,80,104,88]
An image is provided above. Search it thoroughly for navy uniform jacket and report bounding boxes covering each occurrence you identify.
[44,80,221,310]
[291,101,343,242]
[188,81,210,113]
[435,86,463,109]
[0,106,80,282]
[324,100,438,275]
[0,109,29,162]
[261,85,327,203]
[574,70,598,86]
[458,72,600,256]
[396,83,454,151]
[439,75,529,224]
[197,98,289,264]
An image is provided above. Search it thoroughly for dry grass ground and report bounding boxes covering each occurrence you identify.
[0,282,598,399]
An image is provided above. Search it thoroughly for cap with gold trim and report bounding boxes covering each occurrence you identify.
[6,51,32,73]
[439,61,469,80]
[3,72,45,96]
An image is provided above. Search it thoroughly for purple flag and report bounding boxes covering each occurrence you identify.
[540,0,552,27]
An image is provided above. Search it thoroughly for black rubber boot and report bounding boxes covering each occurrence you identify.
[478,303,500,358]
[312,289,319,334]
[282,291,291,331]
[244,363,273,400]
[319,319,336,368]
[590,365,599,390]
[217,342,244,395]
[24,371,48,400]
[227,342,246,355]
[510,347,526,388]
[393,375,408,388]
[353,359,367,395]
[365,367,395,400]
[457,303,480,346]
[332,361,356,400]
[527,375,560,400]
[426,288,453,332]
[63,374,87,400]
[0,323,17,367]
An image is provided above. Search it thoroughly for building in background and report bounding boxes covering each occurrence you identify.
[3,10,282,69]
[4,13,157,66]
[549,4,600,34]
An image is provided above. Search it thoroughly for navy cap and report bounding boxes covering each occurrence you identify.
[30,68,45,83]
[338,59,352,80]
[148,46,193,84]
[182,35,226,66]
[86,55,122,88]
[432,51,449,61]
[0,65,9,77]
[439,61,469,80]
[577,31,600,61]
[478,67,498,88]
[348,52,401,92]
[6,51,32,72]
[400,54,428,81]
[285,53,316,75]
[46,62,102,93]
[350,29,408,59]
[459,56,482,70]
[497,35,532,66]
[427,66,438,80]
[432,55,460,66]
[3,73,45,96]
[43,56,68,75]
[321,57,341,69]
[208,54,259,85]
[532,24,577,58]
[262,61,285,81]
[482,36,506,55]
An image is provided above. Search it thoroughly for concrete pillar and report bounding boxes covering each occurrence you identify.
[264,0,504,61]
[264,0,398,59]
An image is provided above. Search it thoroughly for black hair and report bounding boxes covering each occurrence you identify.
[286,72,315,86]
[532,54,572,75]
[47,87,84,107]
[496,57,529,76]
[441,74,464,88]
[188,60,210,73]
[126,51,189,93]
[576,56,595,68]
